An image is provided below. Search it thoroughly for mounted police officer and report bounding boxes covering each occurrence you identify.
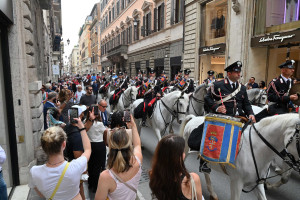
[197,61,255,173]
[183,69,194,93]
[203,70,216,86]
[267,60,299,115]
[141,68,162,126]
[109,71,128,107]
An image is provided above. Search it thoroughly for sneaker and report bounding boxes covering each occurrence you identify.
[199,162,211,174]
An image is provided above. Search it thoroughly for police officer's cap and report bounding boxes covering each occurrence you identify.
[278,60,295,69]
[178,69,183,73]
[184,69,191,75]
[141,70,145,74]
[225,61,242,72]
[118,71,123,75]
[138,69,141,73]
[162,70,166,74]
[207,70,214,76]
[124,70,127,73]
[150,68,155,74]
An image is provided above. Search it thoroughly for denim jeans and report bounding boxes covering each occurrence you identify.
[0,171,8,200]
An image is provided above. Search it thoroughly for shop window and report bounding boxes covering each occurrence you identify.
[201,0,227,46]
[254,0,300,35]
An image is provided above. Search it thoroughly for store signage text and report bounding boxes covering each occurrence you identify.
[203,47,221,52]
[259,34,295,43]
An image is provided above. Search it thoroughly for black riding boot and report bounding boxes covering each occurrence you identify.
[199,158,211,174]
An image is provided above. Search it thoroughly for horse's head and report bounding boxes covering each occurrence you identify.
[130,86,138,101]
[171,91,189,124]
[257,90,267,106]
[193,83,207,99]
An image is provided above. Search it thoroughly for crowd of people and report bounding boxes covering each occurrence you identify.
[22,58,299,200]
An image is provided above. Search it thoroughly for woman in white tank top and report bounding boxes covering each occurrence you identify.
[95,114,142,200]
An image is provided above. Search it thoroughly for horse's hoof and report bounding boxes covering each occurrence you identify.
[210,196,218,200]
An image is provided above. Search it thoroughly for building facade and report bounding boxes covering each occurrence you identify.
[70,45,80,75]
[89,3,101,74]
[79,16,92,75]
[0,0,62,191]
[184,0,300,83]
[100,0,185,79]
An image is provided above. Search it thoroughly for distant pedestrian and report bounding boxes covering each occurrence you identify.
[246,77,258,89]
[75,85,86,104]
[29,118,91,200]
[0,145,7,200]
[80,85,97,107]
[259,81,266,90]
[149,135,204,200]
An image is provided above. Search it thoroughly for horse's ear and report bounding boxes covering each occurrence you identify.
[181,91,185,96]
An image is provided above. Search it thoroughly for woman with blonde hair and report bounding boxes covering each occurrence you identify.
[29,118,91,200]
[150,135,204,200]
[95,115,142,200]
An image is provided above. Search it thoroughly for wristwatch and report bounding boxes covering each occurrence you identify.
[79,127,86,132]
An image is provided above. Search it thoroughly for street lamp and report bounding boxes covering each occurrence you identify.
[133,19,138,26]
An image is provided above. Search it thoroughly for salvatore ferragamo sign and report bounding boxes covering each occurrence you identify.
[199,43,226,55]
[251,30,300,47]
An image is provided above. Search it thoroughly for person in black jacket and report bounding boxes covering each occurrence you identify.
[183,69,194,94]
[197,61,255,173]
[205,61,255,120]
[267,60,298,115]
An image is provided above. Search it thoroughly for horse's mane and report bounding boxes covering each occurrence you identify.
[256,114,299,130]
[247,88,260,96]
[194,84,206,93]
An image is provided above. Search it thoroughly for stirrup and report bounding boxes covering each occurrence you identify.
[199,162,211,174]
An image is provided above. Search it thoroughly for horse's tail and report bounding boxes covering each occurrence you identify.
[179,114,194,138]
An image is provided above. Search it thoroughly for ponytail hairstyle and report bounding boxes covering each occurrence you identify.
[149,135,190,200]
[107,128,134,173]
[41,126,67,155]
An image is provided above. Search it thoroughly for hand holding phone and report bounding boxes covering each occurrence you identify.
[69,108,78,124]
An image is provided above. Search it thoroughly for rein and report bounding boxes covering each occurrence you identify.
[158,93,186,135]
[243,123,300,193]
[188,93,205,116]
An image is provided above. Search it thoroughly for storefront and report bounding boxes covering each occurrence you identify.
[198,0,227,82]
[251,0,300,83]
[0,0,20,192]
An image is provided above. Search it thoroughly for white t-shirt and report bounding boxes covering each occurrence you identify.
[28,156,87,200]
[75,90,86,104]
[87,121,106,142]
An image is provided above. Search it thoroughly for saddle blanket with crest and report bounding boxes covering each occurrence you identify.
[200,115,243,168]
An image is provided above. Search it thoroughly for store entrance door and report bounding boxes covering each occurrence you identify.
[267,46,300,83]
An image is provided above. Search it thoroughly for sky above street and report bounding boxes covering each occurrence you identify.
[61,0,99,64]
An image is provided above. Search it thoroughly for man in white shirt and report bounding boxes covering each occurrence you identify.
[75,85,86,104]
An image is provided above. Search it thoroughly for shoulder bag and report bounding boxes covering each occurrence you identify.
[48,162,70,200]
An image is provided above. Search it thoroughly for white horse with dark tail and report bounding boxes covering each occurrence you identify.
[180,113,300,200]
[132,91,190,141]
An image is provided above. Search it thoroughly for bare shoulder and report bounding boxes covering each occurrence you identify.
[100,169,112,180]
[190,172,201,182]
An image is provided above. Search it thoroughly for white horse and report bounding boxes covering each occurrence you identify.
[247,89,268,107]
[180,113,300,200]
[115,86,138,111]
[132,91,190,141]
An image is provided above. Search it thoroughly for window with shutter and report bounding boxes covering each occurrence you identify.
[154,8,157,32]
[117,1,120,15]
[148,12,152,35]
[171,0,174,25]
[161,3,164,29]
[112,6,115,20]
[142,16,145,37]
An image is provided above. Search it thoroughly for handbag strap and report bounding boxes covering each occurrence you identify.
[49,162,70,200]
[190,174,198,200]
[110,170,137,194]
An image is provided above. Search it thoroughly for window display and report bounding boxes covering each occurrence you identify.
[202,0,227,46]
